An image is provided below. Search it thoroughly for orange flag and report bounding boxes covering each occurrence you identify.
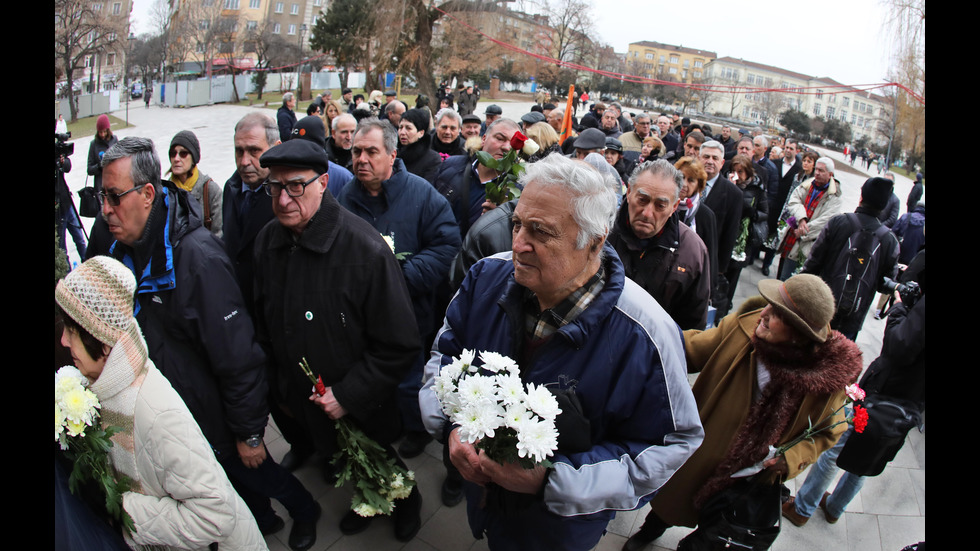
[558,84,575,145]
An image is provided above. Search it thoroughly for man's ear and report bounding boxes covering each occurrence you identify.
[143,182,157,206]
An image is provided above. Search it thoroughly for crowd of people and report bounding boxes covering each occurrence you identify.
[55,87,924,551]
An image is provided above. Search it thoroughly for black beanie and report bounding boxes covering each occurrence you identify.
[170,130,201,165]
[861,177,894,212]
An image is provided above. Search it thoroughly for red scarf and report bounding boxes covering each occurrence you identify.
[780,181,828,254]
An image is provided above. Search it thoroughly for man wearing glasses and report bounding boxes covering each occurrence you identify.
[251,132,424,543]
[98,136,323,550]
[619,113,654,163]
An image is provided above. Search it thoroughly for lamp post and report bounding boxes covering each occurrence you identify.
[125,32,135,128]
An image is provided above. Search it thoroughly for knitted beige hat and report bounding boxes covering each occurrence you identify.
[55,256,138,348]
[757,274,835,343]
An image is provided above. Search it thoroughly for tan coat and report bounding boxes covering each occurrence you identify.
[649,304,853,528]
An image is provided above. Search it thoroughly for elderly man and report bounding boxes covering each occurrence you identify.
[599,108,622,138]
[325,113,356,172]
[682,129,706,159]
[608,160,711,330]
[570,127,606,160]
[715,124,737,160]
[480,104,502,136]
[252,128,423,543]
[336,118,460,460]
[384,100,407,129]
[779,157,843,280]
[431,108,467,157]
[432,117,521,238]
[619,113,653,162]
[278,92,297,141]
[100,136,321,550]
[657,115,680,159]
[460,113,482,140]
[419,154,702,550]
[699,140,744,319]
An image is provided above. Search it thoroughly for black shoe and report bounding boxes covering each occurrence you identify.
[622,516,668,551]
[393,487,422,542]
[279,448,312,472]
[288,502,321,551]
[259,514,285,536]
[761,266,771,276]
[339,508,373,535]
[441,476,464,507]
[398,431,433,459]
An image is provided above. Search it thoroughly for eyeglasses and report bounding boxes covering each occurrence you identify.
[169,149,190,159]
[263,173,323,198]
[100,183,148,206]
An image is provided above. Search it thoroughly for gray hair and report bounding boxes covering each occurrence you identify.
[434,107,461,127]
[101,136,162,193]
[385,100,405,115]
[816,156,835,173]
[610,102,623,113]
[332,113,356,132]
[628,159,683,201]
[770,146,782,158]
[282,92,294,106]
[635,113,652,124]
[753,135,769,148]
[354,117,398,155]
[235,112,279,147]
[518,154,617,250]
[485,117,519,136]
[700,139,726,158]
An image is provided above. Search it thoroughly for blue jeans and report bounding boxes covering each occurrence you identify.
[794,428,865,518]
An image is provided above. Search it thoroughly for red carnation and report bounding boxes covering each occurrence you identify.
[852,405,869,433]
[510,130,527,151]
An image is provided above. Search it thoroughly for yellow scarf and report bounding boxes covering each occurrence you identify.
[171,165,199,192]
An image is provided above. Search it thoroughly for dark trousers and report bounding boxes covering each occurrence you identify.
[218,447,318,529]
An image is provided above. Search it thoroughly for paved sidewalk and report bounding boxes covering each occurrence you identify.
[61,101,924,551]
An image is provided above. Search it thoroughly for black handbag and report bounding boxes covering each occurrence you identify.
[678,476,781,551]
[78,175,100,218]
[836,394,922,477]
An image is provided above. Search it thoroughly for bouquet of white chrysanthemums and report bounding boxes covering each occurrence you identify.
[433,349,561,468]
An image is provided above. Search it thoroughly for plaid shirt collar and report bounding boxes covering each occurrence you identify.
[524,265,606,340]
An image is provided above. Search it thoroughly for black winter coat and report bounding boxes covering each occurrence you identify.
[397,132,443,183]
[252,190,420,448]
[110,182,269,457]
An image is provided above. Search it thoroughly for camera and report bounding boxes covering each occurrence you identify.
[882,277,922,308]
[56,131,74,159]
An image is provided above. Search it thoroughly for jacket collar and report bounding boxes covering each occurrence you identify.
[613,197,680,251]
[496,244,626,349]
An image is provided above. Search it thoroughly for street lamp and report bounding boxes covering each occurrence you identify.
[125,32,135,128]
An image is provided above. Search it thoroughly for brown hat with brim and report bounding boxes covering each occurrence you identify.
[757,274,835,343]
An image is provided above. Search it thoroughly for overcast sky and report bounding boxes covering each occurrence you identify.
[129,0,898,88]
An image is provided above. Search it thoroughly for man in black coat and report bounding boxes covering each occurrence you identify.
[762,138,802,275]
[699,140,743,320]
[101,136,321,549]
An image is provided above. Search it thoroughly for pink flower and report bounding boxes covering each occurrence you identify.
[845,384,865,401]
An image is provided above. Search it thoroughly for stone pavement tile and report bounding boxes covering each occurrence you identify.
[776,507,848,551]
[877,514,925,551]
[416,502,477,550]
[605,504,645,537]
[843,512,881,551]
[594,532,628,550]
[908,427,925,469]
[861,466,920,516]
[467,536,490,551]
[398,538,439,551]
[909,468,925,517]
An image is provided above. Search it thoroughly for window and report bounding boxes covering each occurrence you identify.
[828,94,836,103]
[683,59,689,68]
[693,71,701,78]
[288,23,296,34]
[694,60,702,68]
[842,97,850,107]
[290,3,298,14]
[682,70,687,79]
[851,114,857,124]
[816,89,823,99]
[107,31,117,41]
[659,55,665,63]
[746,74,755,85]
[668,67,677,75]
[645,53,653,59]
[826,106,835,119]
[106,52,115,65]
[669,55,679,64]
[249,0,260,7]
[273,22,280,33]
[314,0,321,5]
[246,19,257,30]
[92,2,101,12]
[200,19,209,30]
[112,2,120,14]
[275,1,283,13]
[813,104,821,116]
[224,0,239,7]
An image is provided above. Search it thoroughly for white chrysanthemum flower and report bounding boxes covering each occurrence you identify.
[55,365,87,401]
[65,418,89,438]
[354,502,381,517]
[382,234,396,254]
[457,374,498,409]
[524,383,562,421]
[503,403,534,431]
[55,403,66,442]
[59,386,100,426]
[479,350,519,375]
[459,348,476,366]
[495,373,526,407]
[456,401,505,443]
[432,371,458,402]
[516,418,559,463]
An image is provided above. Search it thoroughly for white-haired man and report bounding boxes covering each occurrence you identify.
[779,157,843,280]
[420,153,703,550]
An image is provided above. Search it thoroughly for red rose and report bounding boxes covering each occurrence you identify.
[852,405,869,433]
[510,130,527,151]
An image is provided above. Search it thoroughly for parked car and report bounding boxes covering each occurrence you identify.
[131,82,143,99]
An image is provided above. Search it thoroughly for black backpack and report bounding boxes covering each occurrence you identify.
[827,213,893,316]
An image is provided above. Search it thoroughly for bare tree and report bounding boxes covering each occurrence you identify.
[881,0,925,167]
[55,0,124,121]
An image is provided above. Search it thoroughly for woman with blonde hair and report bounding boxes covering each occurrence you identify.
[639,135,664,163]
[523,121,562,162]
[322,99,344,139]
